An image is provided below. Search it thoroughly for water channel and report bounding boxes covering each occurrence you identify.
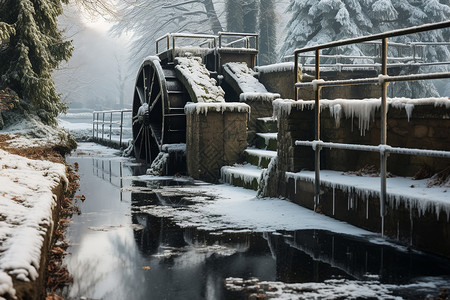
[63,143,450,300]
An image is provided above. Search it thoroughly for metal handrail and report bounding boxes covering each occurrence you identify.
[218,32,259,51]
[92,109,132,146]
[155,33,217,56]
[292,20,450,236]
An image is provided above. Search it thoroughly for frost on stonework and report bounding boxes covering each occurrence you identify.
[0,0,72,126]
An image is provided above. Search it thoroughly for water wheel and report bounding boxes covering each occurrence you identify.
[132,57,189,163]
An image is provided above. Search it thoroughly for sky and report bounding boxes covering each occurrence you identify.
[54,3,134,111]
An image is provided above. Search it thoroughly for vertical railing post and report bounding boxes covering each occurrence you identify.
[380,37,388,236]
[92,112,95,140]
[120,111,124,147]
[96,113,99,140]
[172,35,176,60]
[294,51,299,101]
[314,49,321,212]
[109,112,113,141]
[102,112,105,140]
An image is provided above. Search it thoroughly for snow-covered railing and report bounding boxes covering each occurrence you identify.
[92,109,132,147]
[218,32,258,51]
[287,36,450,72]
[292,20,450,236]
[155,33,217,56]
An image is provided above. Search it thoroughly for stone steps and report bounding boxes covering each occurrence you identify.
[256,117,278,133]
[221,164,262,190]
[220,117,277,190]
[254,132,277,151]
[244,148,277,168]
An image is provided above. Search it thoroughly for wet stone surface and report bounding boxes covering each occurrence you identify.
[63,144,450,300]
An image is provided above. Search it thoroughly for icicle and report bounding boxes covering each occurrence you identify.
[332,186,336,215]
[366,198,369,219]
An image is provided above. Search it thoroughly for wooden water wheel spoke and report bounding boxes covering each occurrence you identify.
[132,57,188,164]
[148,71,156,101]
[134,124,144,144]
[149,91,162,113]
[136,86,145,105]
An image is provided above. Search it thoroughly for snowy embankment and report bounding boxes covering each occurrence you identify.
[0,117,72,298]
[0,149,67,298]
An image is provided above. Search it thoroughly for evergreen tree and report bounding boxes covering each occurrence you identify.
[281,0,450,97]
[0,0,73,124]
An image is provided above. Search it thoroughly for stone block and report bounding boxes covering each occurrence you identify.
[186,104,249,182]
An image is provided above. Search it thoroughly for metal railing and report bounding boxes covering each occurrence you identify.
[92,109,132,147]
[292,20,450,236]
[156,33,217,57]
[218,32,259,50]
[287,36,450,72]
[155,32,259,56]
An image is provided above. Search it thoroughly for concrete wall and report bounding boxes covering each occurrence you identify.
[186,104,249,182]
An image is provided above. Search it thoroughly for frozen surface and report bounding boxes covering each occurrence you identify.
[286,170,450,219]
[134,182,373,236]
[0,150,67,298]
[225,276,450,300]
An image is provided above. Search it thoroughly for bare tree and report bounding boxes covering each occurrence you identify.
[112,0,224,67]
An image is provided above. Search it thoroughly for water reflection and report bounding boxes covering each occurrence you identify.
[65,152,450,300]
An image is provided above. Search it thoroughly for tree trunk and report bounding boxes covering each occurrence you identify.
[202,0,223,34]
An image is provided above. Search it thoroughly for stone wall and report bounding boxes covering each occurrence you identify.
[185,103,249,182]
[285,177,450,258]
[275,98,450,257]
[276,99,450,180]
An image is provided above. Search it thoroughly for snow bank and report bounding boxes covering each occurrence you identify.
[0,150,67,297]
[286,170,450,220]
[184,102,250,115]
[174,57,225,103]
[274,97,450,135]
[2,114,75,149]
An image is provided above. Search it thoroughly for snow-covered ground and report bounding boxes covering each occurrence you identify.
[0,147,67,299]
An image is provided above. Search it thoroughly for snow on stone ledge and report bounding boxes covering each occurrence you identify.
[0,150,67,297]
[223,62,268,93]
[286,170,450,220]
[174,56,225,103]
[256,62,295,74]
[239,92,280,102]
[185,102,250,115]
[274,97,450,135]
